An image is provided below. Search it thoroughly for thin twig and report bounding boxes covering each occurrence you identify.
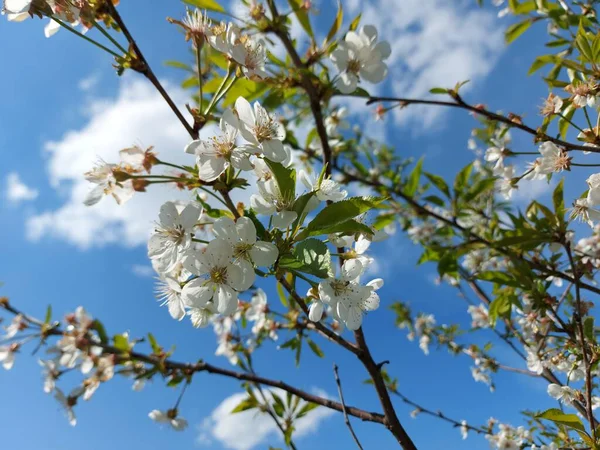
[105,2,196,139]
[333,364,364,450]
[0,301,386,425]
[364,95,596,153]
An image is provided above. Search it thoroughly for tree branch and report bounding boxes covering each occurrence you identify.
[105,2,197,139]
[0,300,386,426]
[364,94,597,153]
[333,363,364,450]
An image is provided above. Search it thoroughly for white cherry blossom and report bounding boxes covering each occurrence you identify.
[299,170,348,202]
[235,97,287,162]
[182,239,252,315]
[330,25,391,94]
[0,345,16,370]
[148,201,201,274]
[184,110,252,181]
[212,216,279,271]
[149,409,188,431]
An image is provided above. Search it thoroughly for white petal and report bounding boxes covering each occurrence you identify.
[367,278,384,290]
[168,297,186,321]
[213,217,238,244]
[272,211,297,228]
[179,202,201,230]
[229,260,254,291]
[342,259,363,281]
[215,284,238,314]
[249,241,278,266]
[235,217,257,244]
[184,140,202,155]
[308,301,324,322]
[197,155,227,181]
[181,279,213,308]
[159,201,179,228]
[44,19,61,38]
[345,306,363,331]
[262,139,286,162]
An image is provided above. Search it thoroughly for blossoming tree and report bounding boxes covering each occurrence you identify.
[5,0,600,448]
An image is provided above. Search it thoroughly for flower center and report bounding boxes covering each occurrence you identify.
[210,267,228,284]
[254,122,277,142]
[330,279,350,296]
[163,225,186,245]
[234,243,253,259]
[347,59,361,74]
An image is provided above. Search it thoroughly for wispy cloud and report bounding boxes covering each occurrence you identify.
[340,0,505,129]
[197,388,334,450]
[5,172,38,204]
[131,264,154,278]
[25,77,219,249]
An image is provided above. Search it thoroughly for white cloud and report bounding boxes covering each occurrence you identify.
[343,0,505,128]
[198,388,335,450]
[5,172,38,204]
[78,73,101,92]
[26,77,220,249]
[131,264,154,277]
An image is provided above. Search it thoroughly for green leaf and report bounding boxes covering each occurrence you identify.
[348,13,361,31]
[113,334,130,352]
[44,305,52,325]
[505,19,532,44]
[296,401,319,418]
[584,316,595,342]
[553,178,565,228]
[437,251,458,277]
[303,197,385,235]
[291,192,315,230]
[92,320,108,344]
[293,239,332,278]
[148,333,161,353]
[528,55,555,75]
[265,160,296,201]
[164,60,193,72]
[429,87,449,94]
[537,408,587,433]
[307,338,324,358]
[559,105,574,139]
[477,271,524,288]
[276,281,289,308]
[404,157,423,197]
[231,396,259,413]
[325,0,343,44]
[300,219,373,240]
[453,163,473,198]
[425,172,451,198]
[288,0,314,39]
[488,295,512,327]
[183,0,225,13]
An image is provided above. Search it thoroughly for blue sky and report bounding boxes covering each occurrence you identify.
[0,1,577,449]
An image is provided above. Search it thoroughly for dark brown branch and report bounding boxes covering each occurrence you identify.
[0,300,386,426]
[566,245,597,438]
[365,95,596,153]
[389,389,489,435]
[277,277,360,355]
[333,363,364,450]
[105,2,197,139]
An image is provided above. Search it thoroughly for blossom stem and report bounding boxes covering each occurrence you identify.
[198,186,230,209]
[156,160,189,171]
[196,44,204,108]
[583,106,594,131]
[571,163,600,167]
[333,364,364,450]
[203,65,234,116]
[51,17,122,59]
[91,20,129,55]
[192,238,210,244]
[105,2,197,139]
[364,95,597,153]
